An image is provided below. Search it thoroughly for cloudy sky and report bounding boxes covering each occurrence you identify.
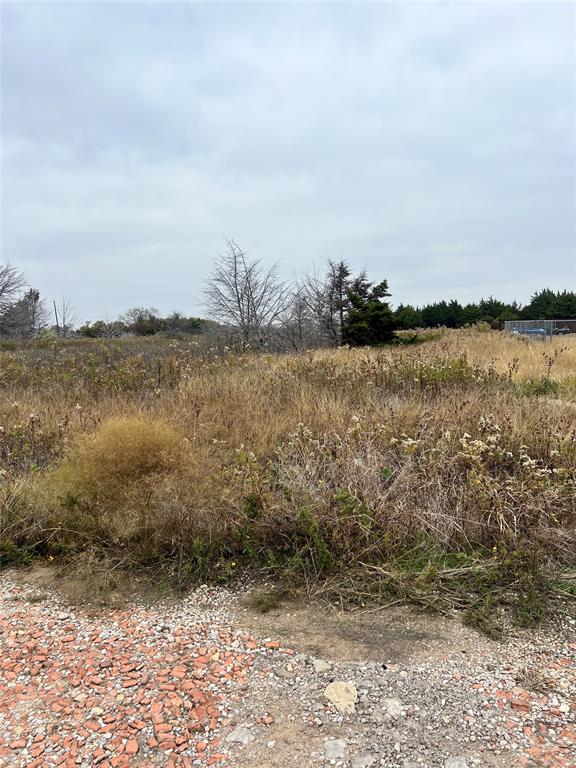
[1,1,575,322]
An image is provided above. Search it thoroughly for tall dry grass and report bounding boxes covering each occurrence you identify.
[0,330,574,619]
[418,328,576,382]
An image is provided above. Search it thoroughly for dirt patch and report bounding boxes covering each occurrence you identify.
[228,715,338,768]
[10,563,177,609]
[236,593,493,665]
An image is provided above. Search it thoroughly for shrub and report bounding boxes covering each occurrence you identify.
[520,378,560,397]
[47,416,189,505]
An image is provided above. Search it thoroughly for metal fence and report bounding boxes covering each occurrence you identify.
[504,319,576,340]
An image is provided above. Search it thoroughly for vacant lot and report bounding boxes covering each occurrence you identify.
[1,328,575,767]
[0,329,575,626]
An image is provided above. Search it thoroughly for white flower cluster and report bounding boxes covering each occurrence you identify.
[390,433,421,454]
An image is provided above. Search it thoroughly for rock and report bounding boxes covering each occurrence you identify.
[324,681,358,714]
[323,738,346,760]
[125,739,139,755]
[382,698,404,720]
[370,708,384,724]
[266,740,276,749]
[445,759,469,768]
[313,659,332,674]
[226,726,255,745]
[351,752,377,768]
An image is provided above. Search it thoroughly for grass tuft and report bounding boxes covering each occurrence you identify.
[47,416,189,505]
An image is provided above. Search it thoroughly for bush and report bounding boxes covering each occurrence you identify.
[520,378,560,397]
[47,417,189,505]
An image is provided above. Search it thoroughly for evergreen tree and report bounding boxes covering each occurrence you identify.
[342,279,396,346]
[328,260,352,345]
[461,302,482,325]
[421,301,451,327]
[523,289,557,319]
[478,296,509,321]
[554,290,576,318]
[0,288,47,337]
[394,303,423,329]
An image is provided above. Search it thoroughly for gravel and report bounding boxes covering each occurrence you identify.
[0,573,574,768]
[324,738,347,760]
[226,726,255,746]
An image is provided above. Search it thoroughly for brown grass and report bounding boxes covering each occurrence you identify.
[0,330,574,619]
[48,416,190,503]
[423,327,576,382]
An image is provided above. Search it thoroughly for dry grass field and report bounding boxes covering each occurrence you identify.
[1,328,575,635]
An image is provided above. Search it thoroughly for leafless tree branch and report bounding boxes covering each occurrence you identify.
[0,263,26,313]
[204,240,290,347]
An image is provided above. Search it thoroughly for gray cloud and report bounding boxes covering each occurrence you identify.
[1,1,574,321]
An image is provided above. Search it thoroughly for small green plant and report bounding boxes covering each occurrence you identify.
[394,331,441,346]
[520,378,560,397]
[242,494,263,520]
[249,586,290,613]
[463,596,504,640]
[27,593,47,604]
[293,506,336,574]
[0,539,33,568]
[175,539,212,584]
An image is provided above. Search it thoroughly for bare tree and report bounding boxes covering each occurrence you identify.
[299,267,336,345]
[204,239,290,347]
[299,259,353,346]
[0,263,26,313]
[101,313,125,338]
[53,298,77,337]
[121,307,160,335]
[276,285,326,351]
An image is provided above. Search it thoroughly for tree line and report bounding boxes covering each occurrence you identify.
[0,264,78,338]
[78,309,207,338]
[0,263,207,340]
[1,251,575,347]
[395,289,576,330]
[204,242,576,345]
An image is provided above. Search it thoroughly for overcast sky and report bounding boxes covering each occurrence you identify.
[1,1,575,322]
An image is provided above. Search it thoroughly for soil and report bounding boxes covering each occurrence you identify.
[0,566,574,768]
[237,597,494,665]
